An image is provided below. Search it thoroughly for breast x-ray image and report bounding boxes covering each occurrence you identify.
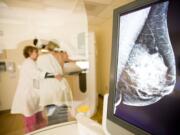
[114,1,176,111]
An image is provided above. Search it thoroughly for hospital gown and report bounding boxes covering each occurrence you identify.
[37,53,73,107]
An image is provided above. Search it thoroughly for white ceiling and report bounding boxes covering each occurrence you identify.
[0,0,77,10]
[0,0,134,25]
[85,0,113,4]
[85,0,134,25]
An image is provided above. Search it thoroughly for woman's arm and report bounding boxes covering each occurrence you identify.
[45,73,62,80]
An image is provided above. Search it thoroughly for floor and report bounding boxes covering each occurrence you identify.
[0,111,24,135]
[0,96,103,135]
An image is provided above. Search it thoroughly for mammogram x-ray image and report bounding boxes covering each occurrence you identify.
[114,1,176,112]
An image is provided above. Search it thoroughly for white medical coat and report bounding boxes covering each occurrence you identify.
[11,58,45,116]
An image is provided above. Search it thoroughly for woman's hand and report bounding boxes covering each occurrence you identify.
[55,74,62,81]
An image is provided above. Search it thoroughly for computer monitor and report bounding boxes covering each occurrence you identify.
[107,0,180,135]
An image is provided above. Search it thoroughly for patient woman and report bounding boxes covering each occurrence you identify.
[37,41,73,124]
[11,46,62,133]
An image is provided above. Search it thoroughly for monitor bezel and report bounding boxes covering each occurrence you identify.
[107,0,168,135]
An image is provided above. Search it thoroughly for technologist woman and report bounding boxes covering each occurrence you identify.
[11,46,62,133]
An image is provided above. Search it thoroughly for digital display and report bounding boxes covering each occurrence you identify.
[114,1,180,134]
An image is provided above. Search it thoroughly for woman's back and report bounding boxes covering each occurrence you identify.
[37,53,72,107]
[37,53,63,75]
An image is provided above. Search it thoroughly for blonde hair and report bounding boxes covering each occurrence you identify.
[46,41,60,51]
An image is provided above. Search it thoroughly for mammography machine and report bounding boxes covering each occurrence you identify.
[107,0,180,135]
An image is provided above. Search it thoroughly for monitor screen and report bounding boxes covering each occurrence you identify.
[112,0,180,134]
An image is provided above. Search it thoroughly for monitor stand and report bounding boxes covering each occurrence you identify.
[104,94,134,135]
